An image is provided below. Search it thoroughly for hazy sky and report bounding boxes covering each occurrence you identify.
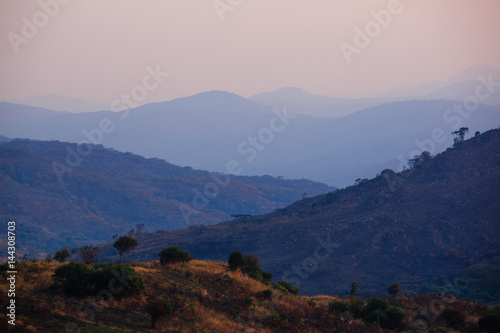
[1,0,499,105]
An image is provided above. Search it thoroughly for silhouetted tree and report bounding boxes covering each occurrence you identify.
[351,281,359,297]
[80,245,99,265]
[228,251,244,271]
[387,282,402,297]
[136,223,145,233]
[113,236,138,263]
[112,234,119,241]
[54,248,71,263]
[452,127,469,145]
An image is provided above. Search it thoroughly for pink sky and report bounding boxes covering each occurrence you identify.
[1,0,499,104]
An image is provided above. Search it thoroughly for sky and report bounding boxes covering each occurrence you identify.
[1,0,500,105]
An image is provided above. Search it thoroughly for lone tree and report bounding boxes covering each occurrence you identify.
[80,245,99,265]
[228,251,244,271]
[145,298,173,328]
[159,246,192,265]
[452,127,469,145]
[54,248,71,263]
[351,281,359,297]
[113,235,138,263]
[387,282,402,297]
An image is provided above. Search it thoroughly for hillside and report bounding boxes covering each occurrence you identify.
[0,139,332,257]
[0,259,494,332]
[98,129,500,300]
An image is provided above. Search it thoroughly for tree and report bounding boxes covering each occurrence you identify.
[351,281,359,297]
[113,236,138,263]
[136,223,145,233]
[228,251,244,271]
[54,248,71,263]
[159,246,192,265]
[275,280,299,295]
[452,127,469,145]
[387,282,402,297]
[146,298,172,328]
[112,234,119,241]
[408,151,432,169]
[80,245,99,265]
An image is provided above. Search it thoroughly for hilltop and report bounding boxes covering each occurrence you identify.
[0,139,332,257]
[98,128,500,300]
[0,259,495,332]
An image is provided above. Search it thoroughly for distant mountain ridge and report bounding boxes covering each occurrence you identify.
[0,139,332,257]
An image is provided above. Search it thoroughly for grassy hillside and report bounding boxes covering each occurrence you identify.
[96,128,500,300]
[0,259,495,332]
[0,139,332,257]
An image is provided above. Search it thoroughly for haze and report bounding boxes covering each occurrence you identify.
[1,0,500,105]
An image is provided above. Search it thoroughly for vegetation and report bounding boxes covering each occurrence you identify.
[275,280,299,295]
[113,235,138,263]
[387,282,402,297]
[227,251,273,284]
[53,248,71,263]
[53,262,144,297]
[80,244,99,265]
[159,246,192,265]
[478,306,500,332]
[0,259,492,332]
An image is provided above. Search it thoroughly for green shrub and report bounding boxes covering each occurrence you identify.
[365,309,388,324]
[275,280,299,295]
[328,300,348,313]
[349,297,365,318]
[54,262,144,297]
[228,251,244,271]
[385,306,405,329]
[365,297,389,313]
[159,246,192,265]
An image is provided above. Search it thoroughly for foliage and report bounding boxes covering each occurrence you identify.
[145,298,172,328]
[362,297,405,329]
[328,300,348,313]
[439,308,466,329]
[53,248,71,263]
[113,235,138,263]
[387,282,402,296]
[228,251,244,271]
[350,281,358,297]
[53,262,144,297]
[275,280,299,295]
[159,246,192,265]
[478,306,500,333]
[80,245,99,265]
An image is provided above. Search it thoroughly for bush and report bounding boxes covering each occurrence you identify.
[362,298,405,329]
[385,306,405,329]
[439,308,465,329]
[146,298,172,328]
[275,280,299,295]
[54,262,144,297]
[478,307,500,333]
[228,251,244,271]
[262,289,273,299]
[54,248,71,263]
[328,300,348,313]
[349,297,365,318]
[159,246,192,265]
[365,309,388,324]
[365,297,389,313]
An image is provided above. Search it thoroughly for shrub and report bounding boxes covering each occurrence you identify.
[387,282,402,297]
[385,306,405,329]
[53,248,71,263]
[328,300,348,313]
[478,307,500,333]
[262,289,273,299]
[365,309,388,324]
[439,308,465,329]
[349,297,365,318]
[159,246,192,265]
[53,262,144,297]
[365,297,389,313]
[275,280,299,295]
[228,251,244,271]
[145,298,172,328]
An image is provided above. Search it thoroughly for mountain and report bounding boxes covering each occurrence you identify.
[97,129,500,299]
[1,95,499,188]
[8,94,111,113]
[0,139,332,257]
[248,87,402,118]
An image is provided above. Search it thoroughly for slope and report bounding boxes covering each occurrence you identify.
[99,128,500,298]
